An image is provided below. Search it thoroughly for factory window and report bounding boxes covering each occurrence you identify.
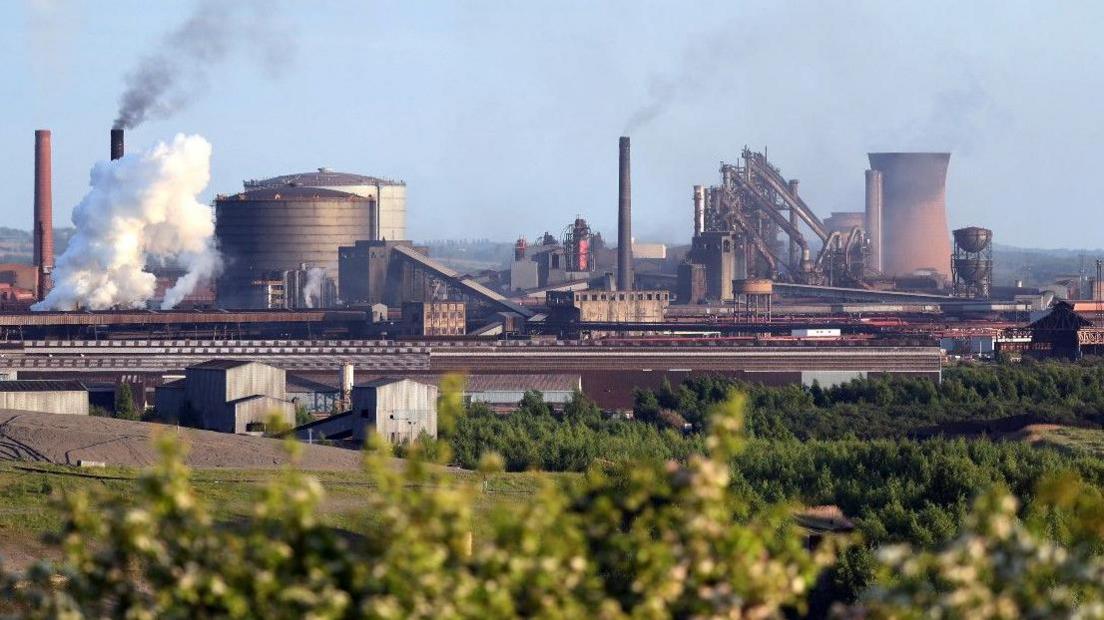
[619,294,625,301]
[647,293,653,300]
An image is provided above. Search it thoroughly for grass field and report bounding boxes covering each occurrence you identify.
[1036,426,1104,459]
[0,459,555,570]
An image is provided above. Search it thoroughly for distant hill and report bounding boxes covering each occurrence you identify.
[0,227,75,265]
[991,244,1104,287]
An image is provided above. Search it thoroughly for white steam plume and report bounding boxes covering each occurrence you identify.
[302,267,325,308]
[33,134,221,311]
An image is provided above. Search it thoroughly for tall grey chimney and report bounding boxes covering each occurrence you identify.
[110,128,124,161]
[692,185,705,236]
[617,136,633,291]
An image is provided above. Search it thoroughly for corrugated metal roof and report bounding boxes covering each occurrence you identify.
[354,374,580,393]
[189,359,255,370]
[0,380,86,392]
[354,377,412,389]
[286,373,339,393]
[464,374,580,392]
[227,394,292,406]
[245,170,404,189]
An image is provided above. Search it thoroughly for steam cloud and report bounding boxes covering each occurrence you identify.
[302,267,326,308]
[114,0,292,129]
[33,134,221,311]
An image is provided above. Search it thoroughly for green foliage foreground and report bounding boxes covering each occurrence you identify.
[3,392,1104,618]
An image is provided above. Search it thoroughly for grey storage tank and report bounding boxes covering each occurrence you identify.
[243,169,406,241]
[215,185,378,308]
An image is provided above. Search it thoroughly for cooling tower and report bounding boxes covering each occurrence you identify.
[868,153,951,278]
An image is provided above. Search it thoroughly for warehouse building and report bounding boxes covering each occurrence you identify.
[293,377,436,445]
[402,301,466,336]
[0,380,88,415]
[547,289,669,322]
[154,360,295,434]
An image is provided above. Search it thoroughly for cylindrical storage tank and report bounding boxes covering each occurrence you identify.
[953,257,991,284]
[952,226,992,253]
[823,211,865,237]
[215,187,376,308]
[868,153,951,278]
[733,278,773,295]
[242,169,406,241]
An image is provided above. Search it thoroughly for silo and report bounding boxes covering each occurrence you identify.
[868,153,951,278]
[243,169,406,241]
[215,186,376,308]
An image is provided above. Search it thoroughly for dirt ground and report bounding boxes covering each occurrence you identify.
[0,410,365,470]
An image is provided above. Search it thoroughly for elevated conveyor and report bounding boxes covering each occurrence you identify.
[390,245,534,317]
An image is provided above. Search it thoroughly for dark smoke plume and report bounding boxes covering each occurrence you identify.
[622,28,734,134]
[114,0,293,130]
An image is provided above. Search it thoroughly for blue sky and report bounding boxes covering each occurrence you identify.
[3,0,1103,247]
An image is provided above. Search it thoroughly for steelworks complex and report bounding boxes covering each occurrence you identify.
[2,128,1095,427]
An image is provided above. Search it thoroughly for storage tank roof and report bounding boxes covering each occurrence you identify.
[220,186,366,201]
[244,169,404,189]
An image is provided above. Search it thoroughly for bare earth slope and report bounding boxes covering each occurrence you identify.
[0,411,363,470]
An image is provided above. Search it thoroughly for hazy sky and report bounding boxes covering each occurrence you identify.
[3,0,1103,248]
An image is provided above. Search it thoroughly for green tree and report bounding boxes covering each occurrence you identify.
[113,383,140,421]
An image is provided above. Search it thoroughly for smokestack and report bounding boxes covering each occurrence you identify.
[864,169,884,272]
[617,136,633,291]
[110,128,124,160]
[34,130,53,300]
[340,363,354,401]
[692,185,705,236]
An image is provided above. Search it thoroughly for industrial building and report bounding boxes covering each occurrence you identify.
[248,266,338,310]
[402,301,466,336]
[338,240,431,307]
[154,359,295,434]
[337,240,532,319]
[0,380,88,415]
[293,378,437,445]
[547,289,669,323]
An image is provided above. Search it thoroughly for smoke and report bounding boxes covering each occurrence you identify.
[302,267,325,308]
[622,28,737,134]
[113,0,293,129]
[33,134,221,311]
